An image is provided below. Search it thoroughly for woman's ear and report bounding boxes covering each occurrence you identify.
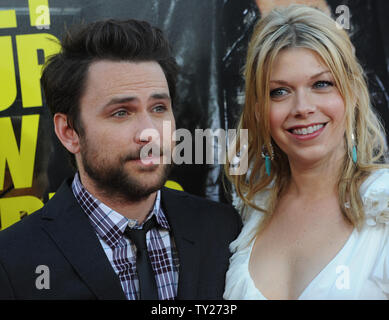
[53,113,80,155]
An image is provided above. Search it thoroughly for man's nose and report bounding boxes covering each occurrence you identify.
[134,112,159,144]
[292,89,316,118]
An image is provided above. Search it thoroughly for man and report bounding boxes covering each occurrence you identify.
[0,19,242,300]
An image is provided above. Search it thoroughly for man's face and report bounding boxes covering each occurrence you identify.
[76,60,175,201]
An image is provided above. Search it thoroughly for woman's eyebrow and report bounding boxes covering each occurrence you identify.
[270,70,331,84]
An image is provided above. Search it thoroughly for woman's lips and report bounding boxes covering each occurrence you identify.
[287,123,327,141]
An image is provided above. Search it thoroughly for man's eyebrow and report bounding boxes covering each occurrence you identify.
[102,93,171,109]
[102,96,137,109]
[150,93,171,101]
[270,70,332,84]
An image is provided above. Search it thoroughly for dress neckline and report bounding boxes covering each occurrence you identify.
[247,227,357,300]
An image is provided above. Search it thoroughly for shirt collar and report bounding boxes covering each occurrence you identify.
[71,173,170,248]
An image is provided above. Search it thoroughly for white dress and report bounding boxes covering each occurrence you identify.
[224,169,389,300]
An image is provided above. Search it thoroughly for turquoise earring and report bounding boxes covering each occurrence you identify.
[261,143,274,176]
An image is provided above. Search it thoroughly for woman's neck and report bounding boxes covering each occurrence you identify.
[286,152,345,201]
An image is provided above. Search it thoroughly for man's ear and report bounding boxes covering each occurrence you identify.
[53,113,80,154]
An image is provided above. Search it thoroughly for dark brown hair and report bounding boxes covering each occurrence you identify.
[41,19,178,168]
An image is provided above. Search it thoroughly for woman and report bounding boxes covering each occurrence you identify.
[224,5,389,299]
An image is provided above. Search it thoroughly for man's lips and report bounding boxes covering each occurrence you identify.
[125,150,164,165]
[123,146,164,162]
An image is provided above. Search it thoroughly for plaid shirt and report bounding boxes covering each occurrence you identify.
[71,173,179,300]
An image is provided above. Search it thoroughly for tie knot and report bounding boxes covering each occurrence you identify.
[124,215,158,250]
[141,215,158,233]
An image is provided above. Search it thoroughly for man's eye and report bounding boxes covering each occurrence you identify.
[313,80,333,89]
[112,110,128,117]
[270,88,289,98]
[153,105,167,113]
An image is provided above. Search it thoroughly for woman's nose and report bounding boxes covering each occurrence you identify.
[291,89,316,118]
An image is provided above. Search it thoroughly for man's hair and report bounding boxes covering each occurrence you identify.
[41,19,178,168]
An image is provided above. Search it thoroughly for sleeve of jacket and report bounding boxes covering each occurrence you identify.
[0,259,15,299]
[236,207,243,236]
[231,205,243,241]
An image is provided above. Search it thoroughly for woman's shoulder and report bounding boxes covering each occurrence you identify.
[360,168,389,227]
[229,189,270,254]
[358,168,389,296]
[360,168,389,194]
[225,193,268,300]
[232,188,270,220]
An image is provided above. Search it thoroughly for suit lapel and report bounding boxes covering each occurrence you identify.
[161,187,202,299]
[41,181,203,300]
[41,180,126,300]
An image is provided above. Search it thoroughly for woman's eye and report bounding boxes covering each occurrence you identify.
[270,88,289,98]
[313,80,333,89]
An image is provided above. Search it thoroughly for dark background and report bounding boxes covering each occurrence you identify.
[0,0,388,206]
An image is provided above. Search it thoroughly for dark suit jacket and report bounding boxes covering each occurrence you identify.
[0,179,242,300]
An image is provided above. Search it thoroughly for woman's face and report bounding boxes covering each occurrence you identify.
[268,47,346,168]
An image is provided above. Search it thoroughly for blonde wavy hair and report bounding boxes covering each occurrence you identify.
[225,4,388,231]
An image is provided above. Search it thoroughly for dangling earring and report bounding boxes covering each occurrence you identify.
[261,143,274,176]
[351,133,357,164]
